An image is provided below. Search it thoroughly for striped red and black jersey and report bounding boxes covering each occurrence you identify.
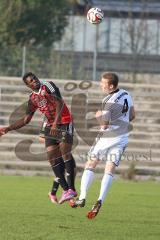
[26,80,72,126]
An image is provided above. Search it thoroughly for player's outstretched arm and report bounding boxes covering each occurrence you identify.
[0,114,33,137]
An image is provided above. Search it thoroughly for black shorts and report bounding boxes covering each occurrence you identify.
[44,123,74,147]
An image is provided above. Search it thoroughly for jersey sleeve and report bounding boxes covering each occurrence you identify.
[44,81,62,100]
[25,97,37,115]
[102,110,111,122]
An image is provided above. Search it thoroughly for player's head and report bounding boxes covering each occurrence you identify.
[100,72,119,93]
[22,72,41,91]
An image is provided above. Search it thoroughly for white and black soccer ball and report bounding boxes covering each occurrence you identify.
[87,7,104,24]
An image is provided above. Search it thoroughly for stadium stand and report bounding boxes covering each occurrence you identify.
[0,77,160,176]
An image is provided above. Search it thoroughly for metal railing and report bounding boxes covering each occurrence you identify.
[1,45,160,82]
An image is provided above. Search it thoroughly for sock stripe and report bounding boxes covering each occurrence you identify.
[64,159,72,163]
[106,172,113,177]
[51,162,62,168]
[85,168,95,172]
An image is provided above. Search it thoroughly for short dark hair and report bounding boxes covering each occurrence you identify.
[101,72,119,87]
[22,72,38,84]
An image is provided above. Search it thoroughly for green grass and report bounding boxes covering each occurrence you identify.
[0,176,160,240]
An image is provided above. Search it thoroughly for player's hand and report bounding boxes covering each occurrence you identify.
[50,124,58,136]
[95,110,102,119]
[0,127,9,137]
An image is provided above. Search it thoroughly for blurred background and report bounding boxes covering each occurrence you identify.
[1,0,160,82]
[0,0,160,179]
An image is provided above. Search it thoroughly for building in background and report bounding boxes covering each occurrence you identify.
[1,0,160,80]
[56,0,160,55]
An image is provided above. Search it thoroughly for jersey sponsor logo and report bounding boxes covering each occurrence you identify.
[37,98,47,108]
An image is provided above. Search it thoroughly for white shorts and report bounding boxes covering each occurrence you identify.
[88,135,128,166]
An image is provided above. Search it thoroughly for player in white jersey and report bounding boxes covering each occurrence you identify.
[70,72,135,219]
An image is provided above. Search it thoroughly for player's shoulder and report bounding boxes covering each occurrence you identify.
[109,88,130,104]
[41,80,58,93]
[120,88,133,99]
[109,88,127,100]
[27,92,38,106]
[117,88,132,98]
[119,88,134,105]
[119,88,128,94]
[41,80,56,88]
[41,80,62,98]
[28,92,34,100]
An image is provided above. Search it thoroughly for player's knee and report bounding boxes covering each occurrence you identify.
[105,162,116,175]
[47,156,56,166]
[47,152,60,166]
[85,159,99,169]
[62,152,72,161]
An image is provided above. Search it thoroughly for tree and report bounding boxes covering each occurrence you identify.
[0,0,69,47]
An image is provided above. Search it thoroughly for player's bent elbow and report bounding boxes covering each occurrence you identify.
[129,113,135,121]
[129,107,135,121]
[24,115,32,125]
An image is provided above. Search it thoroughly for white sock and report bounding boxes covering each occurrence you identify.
[98,173,113,203]
[79,169,94,200]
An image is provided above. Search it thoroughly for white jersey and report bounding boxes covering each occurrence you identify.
[101,88,134,140]
[88,88,134,164]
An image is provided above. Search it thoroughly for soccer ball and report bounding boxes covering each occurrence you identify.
[87,7,104,24]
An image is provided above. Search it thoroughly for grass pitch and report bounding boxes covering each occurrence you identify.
[0,176,160,240]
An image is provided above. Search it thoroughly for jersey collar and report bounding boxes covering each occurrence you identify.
[109,88,119,95]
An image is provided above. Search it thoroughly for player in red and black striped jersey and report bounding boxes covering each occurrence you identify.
[0,72,77,204]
